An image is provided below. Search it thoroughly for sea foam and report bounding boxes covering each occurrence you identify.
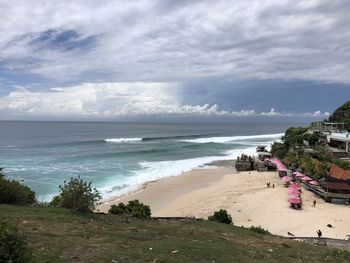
[183,133,284,144]
[104,138,142,143]
[100,146,258,198]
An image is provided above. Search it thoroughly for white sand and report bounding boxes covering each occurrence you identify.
[98,167,350,239]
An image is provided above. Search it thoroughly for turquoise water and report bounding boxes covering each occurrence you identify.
[0,121,296,201]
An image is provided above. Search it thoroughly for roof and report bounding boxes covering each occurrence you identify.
[322,182,350,191]
[329,164,350,181]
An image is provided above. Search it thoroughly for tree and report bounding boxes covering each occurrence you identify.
[208,209,232,224]
[52,176,101,212]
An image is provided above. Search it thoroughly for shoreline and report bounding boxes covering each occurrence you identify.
[97,162,350,239]
[97,163,235,213]
[98,159,236,209]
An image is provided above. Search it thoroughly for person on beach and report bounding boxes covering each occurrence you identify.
[317,229,322,238]
[313,200,316,207]
[272,183,275,188]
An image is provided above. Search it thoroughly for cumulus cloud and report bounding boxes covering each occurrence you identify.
[0,82,330,119]
[1,0,350,84]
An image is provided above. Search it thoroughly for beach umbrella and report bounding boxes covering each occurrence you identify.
[289,183,300,189]
[279,168,287,172]
[309,180,319,186]
[282,176,292,183]
[288,196,302,204]
[288,188,300,195]
[301,176,312,181]
[294,172,305,178]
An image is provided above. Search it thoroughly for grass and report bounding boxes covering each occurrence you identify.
[1,204,350,262]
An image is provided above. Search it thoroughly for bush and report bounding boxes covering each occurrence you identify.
[52,176,101,212]
[108,200,151,219]
[108,202,127,215]
[0,169,36,205]
[249,226,271,235]
[208,209,232,224]
[0,221,29,262]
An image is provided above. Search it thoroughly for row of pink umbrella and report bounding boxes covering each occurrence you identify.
[287,183,302,204]
[293,172,319,186]
[271,158,287,172]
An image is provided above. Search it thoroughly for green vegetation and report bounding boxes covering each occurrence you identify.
[50,176,101,213]
[0,220,32,262]
[271,108,350,177]
[0,168,36,205]
[208,209,232,224]
[1,205,350,263]
[109,199,151,219]
[250,226,272,235]
[328,100,350,130]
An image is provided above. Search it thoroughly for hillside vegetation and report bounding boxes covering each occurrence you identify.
[271,100,350,176]
[1,205,350,263]
[328,100,350,129]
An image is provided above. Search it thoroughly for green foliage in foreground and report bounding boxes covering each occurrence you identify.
[0,168,36,205]
[51,176,101,212]
[250,226,272,235]
[109,199,151,219]
[0,220,31,263]
[208,209,232,224]
[1,205,350,263]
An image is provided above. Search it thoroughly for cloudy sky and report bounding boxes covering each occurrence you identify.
[0,0,349,121]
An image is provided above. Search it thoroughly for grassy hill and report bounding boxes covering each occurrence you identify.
[1,205,350,263]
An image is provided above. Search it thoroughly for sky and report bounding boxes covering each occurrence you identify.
[0,0,350,122]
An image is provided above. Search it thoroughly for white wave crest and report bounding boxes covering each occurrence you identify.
[104,138,142,143]
[183,133,283,144]
[123,146,256,186]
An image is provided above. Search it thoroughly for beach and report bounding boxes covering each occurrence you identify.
[98,164,350,240]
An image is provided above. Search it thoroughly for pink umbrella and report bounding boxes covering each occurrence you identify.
[309,180,319,186]
[288,188,300,195]
[282,176,292,183]
[301,176,312,181]
[294,172,305,178]
[288,196,302,204]
[289,183,300,189]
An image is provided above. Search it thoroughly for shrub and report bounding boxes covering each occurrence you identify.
[249,226,271,235]
[108,200,151,219]
[0,169,36,205]
[108,202,127,215]
[208,209,232,224]
[126,200,151,219]
[52,176,101,212]
[0,221,29,262]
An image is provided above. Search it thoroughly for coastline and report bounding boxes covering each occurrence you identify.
[97,164,234,214]
[97,162,350,239]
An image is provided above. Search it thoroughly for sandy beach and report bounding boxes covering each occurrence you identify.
[98,165,350,239]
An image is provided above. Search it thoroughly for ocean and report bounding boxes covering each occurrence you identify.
[0,121,299,201]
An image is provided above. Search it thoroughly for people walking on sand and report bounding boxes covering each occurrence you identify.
[313,200,316,207]
[317,229,322,238]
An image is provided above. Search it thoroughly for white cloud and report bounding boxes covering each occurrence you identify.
[0,82,330,119]
[0,0,350,83]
